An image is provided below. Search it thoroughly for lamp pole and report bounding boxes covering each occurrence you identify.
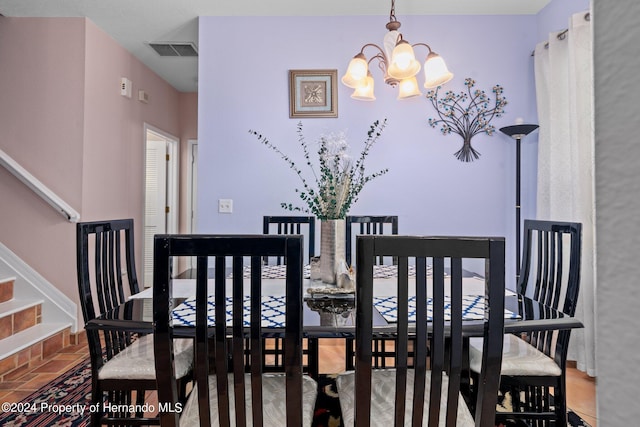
[499,123,539,282]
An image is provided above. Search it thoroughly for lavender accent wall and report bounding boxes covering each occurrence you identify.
[197,14,538,281]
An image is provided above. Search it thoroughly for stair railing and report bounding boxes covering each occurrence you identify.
[0,148,80,222]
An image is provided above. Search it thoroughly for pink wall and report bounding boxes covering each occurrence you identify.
[0,18,87,315]
[178,92,198,234]
[0,17,197,324]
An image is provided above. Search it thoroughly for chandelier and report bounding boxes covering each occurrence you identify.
[341,0,453,101]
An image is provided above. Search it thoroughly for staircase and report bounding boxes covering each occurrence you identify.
[0,277,73,381]
[0,240,78,382]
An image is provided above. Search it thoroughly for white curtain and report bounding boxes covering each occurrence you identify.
[534,11,596,376]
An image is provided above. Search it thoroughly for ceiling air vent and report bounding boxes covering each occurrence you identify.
[148,42,198,57]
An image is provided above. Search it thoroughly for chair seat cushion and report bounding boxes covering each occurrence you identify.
[336,369,474,427]
[98,334,193,380]
[469,334,562,376]
[178,373,317,427]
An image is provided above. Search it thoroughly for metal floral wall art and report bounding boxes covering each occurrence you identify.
[426,78,507,162]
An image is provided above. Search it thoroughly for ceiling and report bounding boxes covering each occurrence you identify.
[0,0,550,92]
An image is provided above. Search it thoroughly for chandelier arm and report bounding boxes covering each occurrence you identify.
[410,42,434,54]
[369,54,387,75]
[359,43,391,76]
[359,43,389,62]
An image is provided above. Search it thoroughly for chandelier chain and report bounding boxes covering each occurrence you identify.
[389,0,396,22]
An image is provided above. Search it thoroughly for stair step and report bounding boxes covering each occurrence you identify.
[0,323,71,377]
[0,298,42,318]
[0,277,15,303]
[0,299,43,341]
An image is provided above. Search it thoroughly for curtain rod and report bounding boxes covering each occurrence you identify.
[531,12,590,57]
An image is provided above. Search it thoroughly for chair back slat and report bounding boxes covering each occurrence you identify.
[231,257,248,426]
[346,215,399,266]
[263,215,315,264]
[153,234,305,427]
[446,258,464,427]
[393,256,409,426]
[411,257,428,425]
[353,235,505,427]
[428,256,446,427]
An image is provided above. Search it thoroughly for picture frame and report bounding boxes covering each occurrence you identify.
[289,69,338,118]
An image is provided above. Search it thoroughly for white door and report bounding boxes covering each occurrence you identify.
[143,127,179,287]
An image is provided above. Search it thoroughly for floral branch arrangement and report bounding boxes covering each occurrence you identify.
[249,119,389,220]
[426,78,507,162]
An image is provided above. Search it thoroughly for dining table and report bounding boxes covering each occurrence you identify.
[87,263,584,376]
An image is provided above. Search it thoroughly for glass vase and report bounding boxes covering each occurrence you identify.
[319,219,346,285]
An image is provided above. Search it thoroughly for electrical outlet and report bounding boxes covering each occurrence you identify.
[218,199,233,213]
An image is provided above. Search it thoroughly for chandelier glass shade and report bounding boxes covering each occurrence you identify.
[341,0,453,101]
[351,71,376,101]
[387,40,421,80]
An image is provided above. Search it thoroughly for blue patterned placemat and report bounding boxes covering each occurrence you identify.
[233,264,422,279]
[171,295,287,327]
[373,294,520,322]
[171,293,516,327]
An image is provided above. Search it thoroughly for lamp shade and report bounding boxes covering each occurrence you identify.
[500,124,539,139]
[351,72,376,101]
[397,76,422,99]
[341,54,369,88]
[423,52,453,88]
[388,40,421,80]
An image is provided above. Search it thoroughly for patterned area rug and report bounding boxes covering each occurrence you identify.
[312,374,343,427]
[0,358,92,427]
[0,358,590,427]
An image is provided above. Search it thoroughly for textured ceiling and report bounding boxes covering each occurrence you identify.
[0,0,551,92]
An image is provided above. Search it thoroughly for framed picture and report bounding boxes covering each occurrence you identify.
[289,69,338,118]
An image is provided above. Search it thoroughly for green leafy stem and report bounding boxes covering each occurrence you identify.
[249,119,389,219]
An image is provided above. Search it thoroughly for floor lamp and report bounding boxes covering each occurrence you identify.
[500,123,539,282]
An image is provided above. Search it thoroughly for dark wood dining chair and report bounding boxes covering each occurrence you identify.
[263,215,316,264]
[337,235,506,427]
[468,219,582,427]
[153,234,318,427]
[76,218,193,426]
[345,215,398,267]
[263,215,319,377]
[344,215,399,371]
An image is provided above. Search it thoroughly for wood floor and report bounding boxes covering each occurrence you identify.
[0,335,597,426]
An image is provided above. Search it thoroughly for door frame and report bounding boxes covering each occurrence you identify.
[143,124,179,286]
[185,139,198,271]
[186,139,198,234]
